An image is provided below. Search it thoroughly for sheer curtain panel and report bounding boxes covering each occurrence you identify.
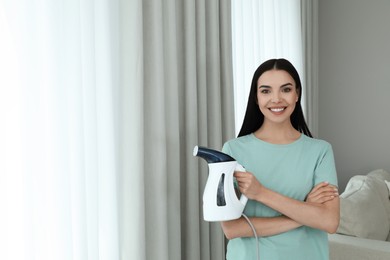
[231,0,304,134]
[0,0,234,260]
[1,1,121,260]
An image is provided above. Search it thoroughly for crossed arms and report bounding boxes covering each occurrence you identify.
[221,172,340,239]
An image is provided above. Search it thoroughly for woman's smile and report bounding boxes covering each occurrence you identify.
[268,107,286,113]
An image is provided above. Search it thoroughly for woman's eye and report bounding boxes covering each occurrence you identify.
[259,89,270,94]
[282,87,292,93]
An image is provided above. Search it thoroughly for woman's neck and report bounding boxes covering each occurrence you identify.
[254,121,301,144]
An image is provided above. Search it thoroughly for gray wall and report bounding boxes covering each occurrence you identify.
[318,0,390,191]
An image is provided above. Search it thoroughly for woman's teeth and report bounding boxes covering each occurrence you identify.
[270,107,285,112]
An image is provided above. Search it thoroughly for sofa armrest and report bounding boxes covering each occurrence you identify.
[329,234,390,260]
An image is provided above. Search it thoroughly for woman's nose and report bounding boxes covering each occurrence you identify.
[271,93,281,103]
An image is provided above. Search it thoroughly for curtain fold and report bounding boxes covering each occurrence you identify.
[119,0,146,258]
[301,0,319,136]
[126,1,235,259]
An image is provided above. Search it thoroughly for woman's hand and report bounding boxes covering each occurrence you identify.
[306,182,339,204]
[234,171,263,200]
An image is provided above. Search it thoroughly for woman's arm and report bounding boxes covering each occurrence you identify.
[235,172,340,234]
[221,181,338,239]
[221,215,301,239]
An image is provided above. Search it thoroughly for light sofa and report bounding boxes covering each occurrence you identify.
[329,169,390,260]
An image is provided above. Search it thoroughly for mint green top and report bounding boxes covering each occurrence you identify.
[222,134,338,260]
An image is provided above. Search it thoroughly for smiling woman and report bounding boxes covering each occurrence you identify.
[238,59,312,139]
[221,59,339,260]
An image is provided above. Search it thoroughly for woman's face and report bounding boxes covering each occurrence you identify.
[256,69,299,125]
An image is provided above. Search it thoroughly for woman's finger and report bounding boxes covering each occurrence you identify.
[310,181,329,194]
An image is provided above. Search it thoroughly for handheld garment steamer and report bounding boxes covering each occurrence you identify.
[193,145,248,221]
[194,145,260,259]
[193,146,260,259]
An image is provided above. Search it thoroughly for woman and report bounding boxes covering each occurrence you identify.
[221,59,340,260]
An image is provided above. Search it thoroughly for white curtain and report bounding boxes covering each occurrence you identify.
[0,0,234,260]
[1,1,121,259]
[231,0,304,134]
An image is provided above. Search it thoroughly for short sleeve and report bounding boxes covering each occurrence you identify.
[222,142,233,157]
[314,143,338,187]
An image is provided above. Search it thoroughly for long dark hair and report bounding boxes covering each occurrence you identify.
[238,58,312,138]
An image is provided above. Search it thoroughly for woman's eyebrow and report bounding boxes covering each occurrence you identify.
[258,83,293,88]
[280,83,293,88]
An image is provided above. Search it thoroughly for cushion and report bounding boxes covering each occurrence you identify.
[329,233,390,260]
[386,180,390,199]
[386,180,390,242]
[367,169,390,181]
[337,174,390,241]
